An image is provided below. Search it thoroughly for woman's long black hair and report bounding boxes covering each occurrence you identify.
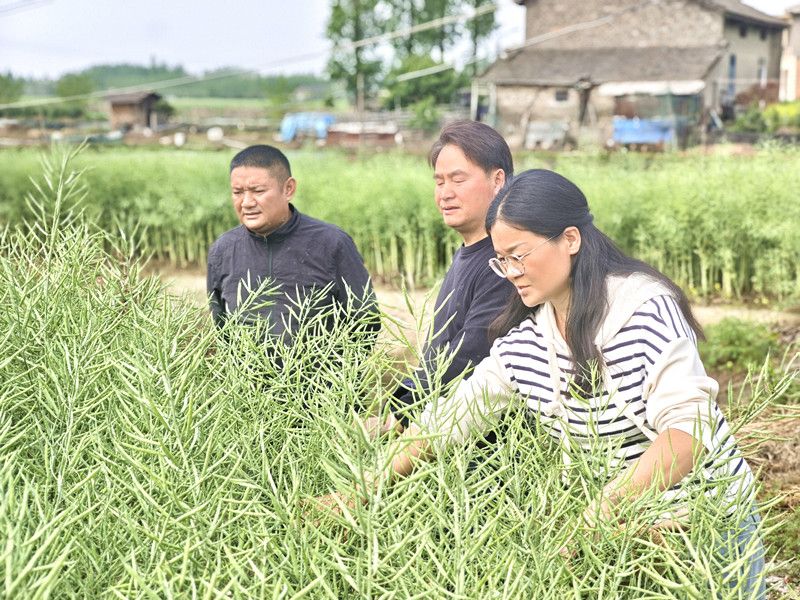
[486,169,703,391]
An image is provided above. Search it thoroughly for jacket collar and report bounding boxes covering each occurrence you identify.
[244,204,301,241]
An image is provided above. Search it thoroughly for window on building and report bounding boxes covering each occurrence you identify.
[555,89,569,102]
[726,54,737,102]
[757,58,767,88]
[739,24,747,37]
[760,28,768,41]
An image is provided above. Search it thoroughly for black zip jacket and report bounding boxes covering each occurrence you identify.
[207,205,379,342]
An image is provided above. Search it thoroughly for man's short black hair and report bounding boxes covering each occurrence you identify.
[230,144,292,182]
[429,120,513,177]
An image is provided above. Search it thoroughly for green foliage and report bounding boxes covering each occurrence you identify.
[412,0,461,59]
[0,147,794,596]
[763,101,800,133]
[326,0,384,102]
[462,0,497,75]
[15,65,330,119]
[764,496,800,581]
[54,73,94,117]
[152,98,175,120]
[383,56,465,108]
[729,104,767,133]
[409,96,442,132]
[699,318,778,372]
[80,61,188,90]
[1,147,800,298]
[0,71,24,106]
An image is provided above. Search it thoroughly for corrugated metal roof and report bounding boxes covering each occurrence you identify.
[479,45,725,86]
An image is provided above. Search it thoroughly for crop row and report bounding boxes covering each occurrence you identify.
[0,152,784,597]
[1,145,798,299]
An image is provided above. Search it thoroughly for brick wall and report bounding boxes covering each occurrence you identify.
[521,0,723,49]
[494,85,616,147]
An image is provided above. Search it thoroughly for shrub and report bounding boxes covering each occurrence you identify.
[700,318,778,372]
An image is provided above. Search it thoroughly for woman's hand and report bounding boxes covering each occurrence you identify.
[308,470,382,520]
[581,480,625,530]
[309,490,357,519]
[358,413,403,441]
[558,483,622,558]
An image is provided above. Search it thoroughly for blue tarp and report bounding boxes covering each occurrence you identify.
[612,117,674,145]
[280,112,335,142]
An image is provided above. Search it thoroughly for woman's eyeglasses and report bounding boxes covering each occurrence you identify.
[488,234,558,278]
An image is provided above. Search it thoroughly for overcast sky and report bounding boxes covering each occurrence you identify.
[1,0,797,81]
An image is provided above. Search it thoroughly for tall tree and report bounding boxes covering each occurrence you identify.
[461,0,497,75]
[383,0,423,59]
[0,72,24,106]
[383,56,465,108]
[415,0,460,61]
[326,0,384,107]
[55,73,93,117]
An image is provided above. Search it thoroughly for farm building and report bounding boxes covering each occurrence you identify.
[475,0,787,148]
[780,4,800,100]
[106,91,164,131]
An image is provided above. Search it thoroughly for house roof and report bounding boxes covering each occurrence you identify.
[478,45,725,86]
[106,92,162,104]
[709,0,786,26]
[512,0,786,27]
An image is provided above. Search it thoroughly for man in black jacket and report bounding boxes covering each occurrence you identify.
[207,145,378,345]
[368,121,514,435]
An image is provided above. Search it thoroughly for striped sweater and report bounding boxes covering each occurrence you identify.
[419,274,754,511]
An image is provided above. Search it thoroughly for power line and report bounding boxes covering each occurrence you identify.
[0,3,496,110]
[0,0,52,16]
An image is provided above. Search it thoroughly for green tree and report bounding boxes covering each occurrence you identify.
[461,0,497,75]
[383,55,465,108]
[383,0,426,59]
[326,0,384,107]
[0,72,24,107]
[55,73,93,117]
[414,0,460,61]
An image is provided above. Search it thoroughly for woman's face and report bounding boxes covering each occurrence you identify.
[490,220,580,309]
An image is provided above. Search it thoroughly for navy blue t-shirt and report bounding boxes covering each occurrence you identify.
[392,235,513,419]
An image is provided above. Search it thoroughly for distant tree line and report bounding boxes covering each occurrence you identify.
[0,62,332,119]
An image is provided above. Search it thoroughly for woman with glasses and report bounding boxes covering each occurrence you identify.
[317,169,764,596]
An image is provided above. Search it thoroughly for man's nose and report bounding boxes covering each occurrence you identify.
[438,181,454,200]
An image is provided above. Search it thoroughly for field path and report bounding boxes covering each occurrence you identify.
[149,266,800,332]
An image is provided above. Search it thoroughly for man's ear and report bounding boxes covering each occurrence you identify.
[283,177,297,200]
[562,226,582,256]
[492,169,506,195]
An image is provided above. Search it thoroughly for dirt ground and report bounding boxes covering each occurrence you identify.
[148,265,800,341]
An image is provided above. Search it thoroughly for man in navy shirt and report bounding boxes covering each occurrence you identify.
[368,121,514,434]
[207,145,378,344]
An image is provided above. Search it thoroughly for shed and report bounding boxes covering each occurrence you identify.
[106,91,163,131]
